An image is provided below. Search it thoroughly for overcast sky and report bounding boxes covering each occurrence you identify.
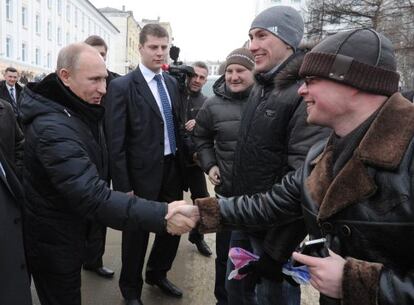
[90,0,256,62]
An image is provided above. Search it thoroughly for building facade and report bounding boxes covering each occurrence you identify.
[0,0,119,81]
[100,6,141,74]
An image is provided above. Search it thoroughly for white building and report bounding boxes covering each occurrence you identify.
[0,0,119,80]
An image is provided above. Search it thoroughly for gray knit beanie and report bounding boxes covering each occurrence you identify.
[299,28,399,96]
[226,48,255,71]
[250,6,304,51]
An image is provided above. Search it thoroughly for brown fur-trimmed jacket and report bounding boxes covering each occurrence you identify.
[196,93,414,305]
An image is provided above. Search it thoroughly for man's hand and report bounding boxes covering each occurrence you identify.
[185,119,196,132]
[166,202,200,223]
[208,165,221,185]
[126,190,134,197]
[292,249,345,298]
[165,201,200,235]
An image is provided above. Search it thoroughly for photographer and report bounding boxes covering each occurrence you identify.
[178,61,213,257]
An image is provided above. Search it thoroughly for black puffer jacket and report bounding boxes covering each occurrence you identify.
[193,75,251,196]
[232,50,330,196]
[206,94,414,305]
[20,74,167,272]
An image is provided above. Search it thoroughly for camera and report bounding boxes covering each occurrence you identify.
[162,45,195,92]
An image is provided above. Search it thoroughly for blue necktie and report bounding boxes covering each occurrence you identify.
[9,87,18,115]
[154,74,176,154]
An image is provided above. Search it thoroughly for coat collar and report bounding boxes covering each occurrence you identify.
[307,93,414,220]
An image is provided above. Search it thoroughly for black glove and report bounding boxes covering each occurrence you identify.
[238,252,299,286]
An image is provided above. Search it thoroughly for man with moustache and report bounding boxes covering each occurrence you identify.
[179,61,213,257]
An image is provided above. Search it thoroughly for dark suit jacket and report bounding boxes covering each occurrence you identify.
[0,150,32,305]
[0,80,22,107]
[105,67,187,200]
[0,98,24,175]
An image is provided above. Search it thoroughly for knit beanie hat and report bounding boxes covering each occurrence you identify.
[299,28,399,96]
[225,48,255,71]
[250,6,304,51]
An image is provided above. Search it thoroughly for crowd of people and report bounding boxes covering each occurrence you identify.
[1,4,414,305]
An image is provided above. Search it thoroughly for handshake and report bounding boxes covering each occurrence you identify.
[165,200,201,235]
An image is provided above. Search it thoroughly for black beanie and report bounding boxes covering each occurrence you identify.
[299,28,399,96]
[225,48,255,71]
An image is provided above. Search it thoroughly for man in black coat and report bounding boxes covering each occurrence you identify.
[20,42,194,305]
[0,66,22,117]
[105,24,187,305]
[0,149,32,305]
[0,98,24,176]
[179,61,212,257]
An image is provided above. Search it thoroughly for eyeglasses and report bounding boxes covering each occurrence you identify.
[303,76,320,86]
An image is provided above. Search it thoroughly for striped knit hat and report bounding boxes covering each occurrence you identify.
[226,48,255,71]
[299,28,399,96]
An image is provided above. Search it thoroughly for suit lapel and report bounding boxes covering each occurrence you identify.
[133,69,162,119]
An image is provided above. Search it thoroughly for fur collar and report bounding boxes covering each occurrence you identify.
[306,93,414,220]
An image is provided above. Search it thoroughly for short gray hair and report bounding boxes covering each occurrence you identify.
[56,42,96,72]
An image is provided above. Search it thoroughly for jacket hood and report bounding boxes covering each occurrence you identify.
[20,73,104,126]
[212,74,252,100]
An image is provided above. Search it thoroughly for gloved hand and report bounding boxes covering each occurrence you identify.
[238,252,298,286]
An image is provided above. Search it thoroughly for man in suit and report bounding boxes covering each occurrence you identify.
[0,148,32,305]
[82,34,119,279]
[105,24,186,305]
[0,67,22,117]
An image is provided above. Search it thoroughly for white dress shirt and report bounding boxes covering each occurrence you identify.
[139,63,174,156]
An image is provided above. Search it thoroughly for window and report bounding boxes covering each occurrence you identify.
[74,8,78,27]
[6,37,12,57]
[66,32,70,44]
[36,14,41,34]
[57,0,62,15]
[47,21,52,40]
[48,0,53,9]
[47,53,52,68]
[6,0,12,20]
[36,48,41,65]
[22,7,28,27]
[66,4,70,21]
[82,13,85,32]
[271,0,281,3]
[22,43,27,61]
[57,27,62,45]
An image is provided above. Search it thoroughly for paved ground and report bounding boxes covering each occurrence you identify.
[31,187,319,305]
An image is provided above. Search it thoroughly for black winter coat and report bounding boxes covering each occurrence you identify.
[20,74,167,273]
[0,98,24,176]
[208,94,414,305]
[232,51,329,196]
[193,75,251,196]
[0,149,31,305]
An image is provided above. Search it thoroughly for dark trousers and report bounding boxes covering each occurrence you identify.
[83,221,107,268]
[31,262,82,305]
[186,165,209,243]
[119,155,183,300]
[215,230,232,305]
[226,231,257,305]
